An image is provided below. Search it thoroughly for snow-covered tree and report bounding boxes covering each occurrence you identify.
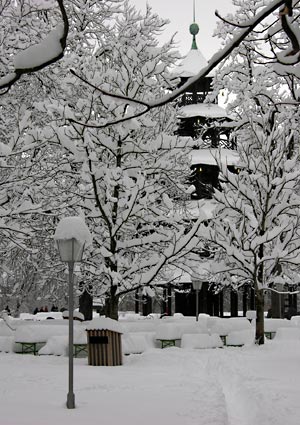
[28,2,208,319]
[0,1,296,101]
[0,0,126,311]
[204,0,300,344]
[0,1,206,316]
[1,0,300,317]
[204,109,300,344]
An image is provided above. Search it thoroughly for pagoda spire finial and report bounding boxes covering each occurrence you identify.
[189,0,199,50]
[193,0,195,22]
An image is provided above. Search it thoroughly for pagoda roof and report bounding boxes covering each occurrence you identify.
[173,48,214,78]
[190,148,240,167]
[177,103,230,119]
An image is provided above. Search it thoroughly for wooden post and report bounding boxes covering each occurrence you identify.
[230,289,238,317]
[242,286,248,317]
[167,284,172,316]
[135,289,139,314]
[219,291,224,317]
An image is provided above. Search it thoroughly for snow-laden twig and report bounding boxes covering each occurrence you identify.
[266,287,300,295]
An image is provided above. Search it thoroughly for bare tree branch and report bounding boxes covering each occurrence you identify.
[281,14,300,56]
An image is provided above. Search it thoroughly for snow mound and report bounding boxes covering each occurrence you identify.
[0,336,15,352]
[14,324,69,343]
[223,318,252,333]
[155,323,181,340]
[62,310,84,321]
[120,320,158,333]
[38,328,87,356]
[246,310,257,321]
[39,336,68,356]
[290,316,300,327]
[209,320,229,336]
[0,321,15,336]
[27,312,63,321]
[181,333,223,349]
[273,327,300,341]
[264,318,292,333]
[176,323,208,337]
[54,216,92,245]
[226,329,255,346]
[119,313,144,321]
[122,332,156,354]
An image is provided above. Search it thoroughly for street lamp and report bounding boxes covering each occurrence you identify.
[192,280,203,322]
[54,216,92,409]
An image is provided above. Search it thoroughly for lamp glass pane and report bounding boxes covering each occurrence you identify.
[192,280,203,291]
[57,239,85,262]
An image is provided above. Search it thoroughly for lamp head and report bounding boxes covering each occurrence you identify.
[192,280,203,291]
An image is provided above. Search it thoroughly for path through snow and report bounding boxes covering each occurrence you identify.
[1,342,300,425]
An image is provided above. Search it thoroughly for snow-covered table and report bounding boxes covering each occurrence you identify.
[18,341,42,355]
[157,338,181,349]
[155,323,181,348]
[73,343,88,357]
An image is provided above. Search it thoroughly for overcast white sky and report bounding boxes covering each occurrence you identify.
[129,0,236,58]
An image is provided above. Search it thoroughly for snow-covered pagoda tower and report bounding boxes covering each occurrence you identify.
[174,21,233,148]
[166,18,245,318]
[173,20,236,201]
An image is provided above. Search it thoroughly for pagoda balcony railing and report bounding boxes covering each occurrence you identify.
[177,93,207,107]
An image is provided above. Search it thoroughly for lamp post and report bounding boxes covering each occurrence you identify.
[54,217,92,409]
[192,280,203,322]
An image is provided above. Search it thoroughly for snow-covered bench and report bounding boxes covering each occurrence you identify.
[14,325,69,355]
[155,323,182,348]
[273,327,300,342]
[14,324,86,356]
[155,321,210,348]
[38,331,88,357]
[264,318,292,339]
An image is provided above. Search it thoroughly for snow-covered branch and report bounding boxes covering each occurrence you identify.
[68,0,287,129]
[0,0,69,93]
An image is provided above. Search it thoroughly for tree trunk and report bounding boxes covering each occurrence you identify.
[255,288,265,344]
[104,291,119,320]
[79,288,93,321]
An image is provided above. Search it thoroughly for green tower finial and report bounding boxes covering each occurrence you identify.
[189,0,199,50]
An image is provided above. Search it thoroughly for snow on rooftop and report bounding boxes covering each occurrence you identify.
[191,148,240,166]
[177,104,230,119]
[85,317,123,333]
[53,216,92,245]
[173,48,214,78]
[185,199,218,220]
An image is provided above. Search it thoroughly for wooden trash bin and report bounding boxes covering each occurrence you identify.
[86,318,123,366]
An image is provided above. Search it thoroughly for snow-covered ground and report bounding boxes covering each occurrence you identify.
[1,340,300,425]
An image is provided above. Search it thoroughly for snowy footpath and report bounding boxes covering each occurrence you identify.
[1,341,300,425]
